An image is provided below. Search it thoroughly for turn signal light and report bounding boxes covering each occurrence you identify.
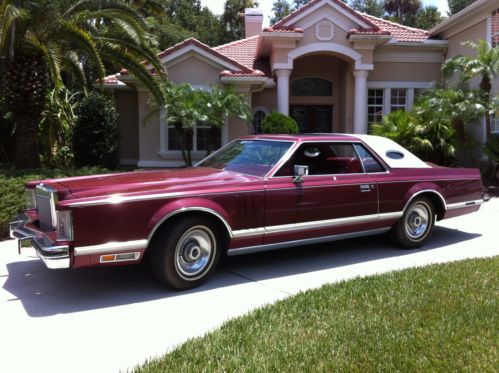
[100,252,140,263]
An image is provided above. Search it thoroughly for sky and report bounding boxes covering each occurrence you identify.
[200,0,450,26]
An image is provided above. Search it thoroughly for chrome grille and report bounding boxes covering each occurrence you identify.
[36,184,58,231]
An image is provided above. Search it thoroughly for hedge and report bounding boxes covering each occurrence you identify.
[0,167,110,240]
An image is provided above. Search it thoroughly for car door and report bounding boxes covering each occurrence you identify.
[264,141,379,245]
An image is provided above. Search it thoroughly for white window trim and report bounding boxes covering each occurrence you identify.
[487,13,492,45]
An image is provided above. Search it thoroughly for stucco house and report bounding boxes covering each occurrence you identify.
[102,0,499,167]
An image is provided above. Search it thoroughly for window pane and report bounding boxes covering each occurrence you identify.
[367,89,384,128]
[492,9,499,48]
[252,110,266,134]
[354,144,385,172]
[291,77,333,96]
[168,126,180,151]
[196,125,221,151]
[390,88,407,112]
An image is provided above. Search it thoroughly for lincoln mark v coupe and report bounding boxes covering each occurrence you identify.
[10,134,488,289]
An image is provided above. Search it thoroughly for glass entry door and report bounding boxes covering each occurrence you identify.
[290,105,333,133]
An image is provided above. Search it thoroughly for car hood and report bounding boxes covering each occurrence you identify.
[43,167,261,201]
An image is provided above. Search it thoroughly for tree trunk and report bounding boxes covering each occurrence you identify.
[1,52,49,168]
[185,127,193,167]
[480,76,492,142]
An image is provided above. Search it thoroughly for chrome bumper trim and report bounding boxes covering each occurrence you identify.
[9,218,70,269]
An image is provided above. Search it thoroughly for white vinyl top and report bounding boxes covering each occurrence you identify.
[355,135,431,169]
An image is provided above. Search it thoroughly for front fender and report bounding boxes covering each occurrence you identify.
[147,198,233,242]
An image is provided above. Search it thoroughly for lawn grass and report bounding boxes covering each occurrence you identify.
[135,257,498,372]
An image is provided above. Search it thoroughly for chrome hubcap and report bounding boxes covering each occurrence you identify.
[405,203,430,240]
[175,226,214,280]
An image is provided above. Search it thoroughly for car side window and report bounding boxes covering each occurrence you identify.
[274,142,363,176]
[354,144,385,173]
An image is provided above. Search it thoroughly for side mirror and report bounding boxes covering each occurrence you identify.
[293,165,308,184]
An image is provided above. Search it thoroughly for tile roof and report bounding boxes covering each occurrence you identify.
[273,0,379,31]
[213,35,260,70]
[362,14,429,42]
[262,26,304,33]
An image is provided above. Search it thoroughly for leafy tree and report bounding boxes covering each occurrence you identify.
[222,0,259,42]
[39,88,79,167]
[0,0,165,169]
[413,5,443,30]
[200,85,251,155]
[448,0,476,16]
[73,91,119,169]
[349,0,384,18]
[371,110,431,157]
[162,82,208,166]
[384,0,422,26]
[271,0,293,24]
[443,40,499,141]
[414,87,486,166]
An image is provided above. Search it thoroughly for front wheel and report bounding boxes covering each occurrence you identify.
[392,197,435,249]
[149,217,221,290]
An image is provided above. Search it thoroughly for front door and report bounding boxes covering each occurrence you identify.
[290,105,333,133]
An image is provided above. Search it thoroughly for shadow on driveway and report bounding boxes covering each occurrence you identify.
[3,226,480,317]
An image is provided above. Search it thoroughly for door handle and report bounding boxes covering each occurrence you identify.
[360,184,371,192]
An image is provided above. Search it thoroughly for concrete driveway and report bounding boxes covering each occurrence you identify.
[1,199,498,373]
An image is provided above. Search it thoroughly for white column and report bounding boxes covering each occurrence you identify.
[159,107,167,153]
[275,69,292,116]
[353,70,369,134]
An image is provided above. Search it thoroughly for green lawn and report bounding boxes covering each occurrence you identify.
[135,257,498,372]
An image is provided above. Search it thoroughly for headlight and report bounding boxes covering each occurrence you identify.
[56,210,73,241]
[25,189,37,210]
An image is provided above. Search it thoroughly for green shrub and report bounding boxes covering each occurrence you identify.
[0,167,110,240]
[73,91,119,169]
[261,112,299,134]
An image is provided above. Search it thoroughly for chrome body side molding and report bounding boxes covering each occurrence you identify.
[227,228,391,256]
[74,239,148,256]
[232,211,402,238]
[446,199,484,210]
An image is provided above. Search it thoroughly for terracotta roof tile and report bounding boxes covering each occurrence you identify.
[262,26,304,33]
[214,35,260,70]
[362,14,429,42]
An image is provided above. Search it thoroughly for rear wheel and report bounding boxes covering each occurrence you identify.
[149,217,221,290]
[392,197,435,248]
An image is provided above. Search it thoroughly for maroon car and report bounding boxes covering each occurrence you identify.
[10,134,489,289]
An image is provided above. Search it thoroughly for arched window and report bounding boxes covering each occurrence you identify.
[252,110,267,134]
[291,77,333,96]
[492,9,499,48]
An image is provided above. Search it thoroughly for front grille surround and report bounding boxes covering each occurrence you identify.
[36,184,58,231]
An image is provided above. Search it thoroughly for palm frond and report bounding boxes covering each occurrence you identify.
[25,31,63,87]
[0,3,27,50]
[78,9,146,44]
[62,51,88,92]
[100,45,164,104]
[96,35,164,77]
[58,20,105,80]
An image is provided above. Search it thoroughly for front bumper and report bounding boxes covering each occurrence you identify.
[9,215,70,269]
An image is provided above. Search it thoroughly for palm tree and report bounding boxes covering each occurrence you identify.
[414,87,487,166]
[443,40,499,142]
[0,0,165,168]
[200,84,251,155]
[162,82,207,166]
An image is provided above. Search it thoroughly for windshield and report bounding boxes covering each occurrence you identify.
[197,140,293,177]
